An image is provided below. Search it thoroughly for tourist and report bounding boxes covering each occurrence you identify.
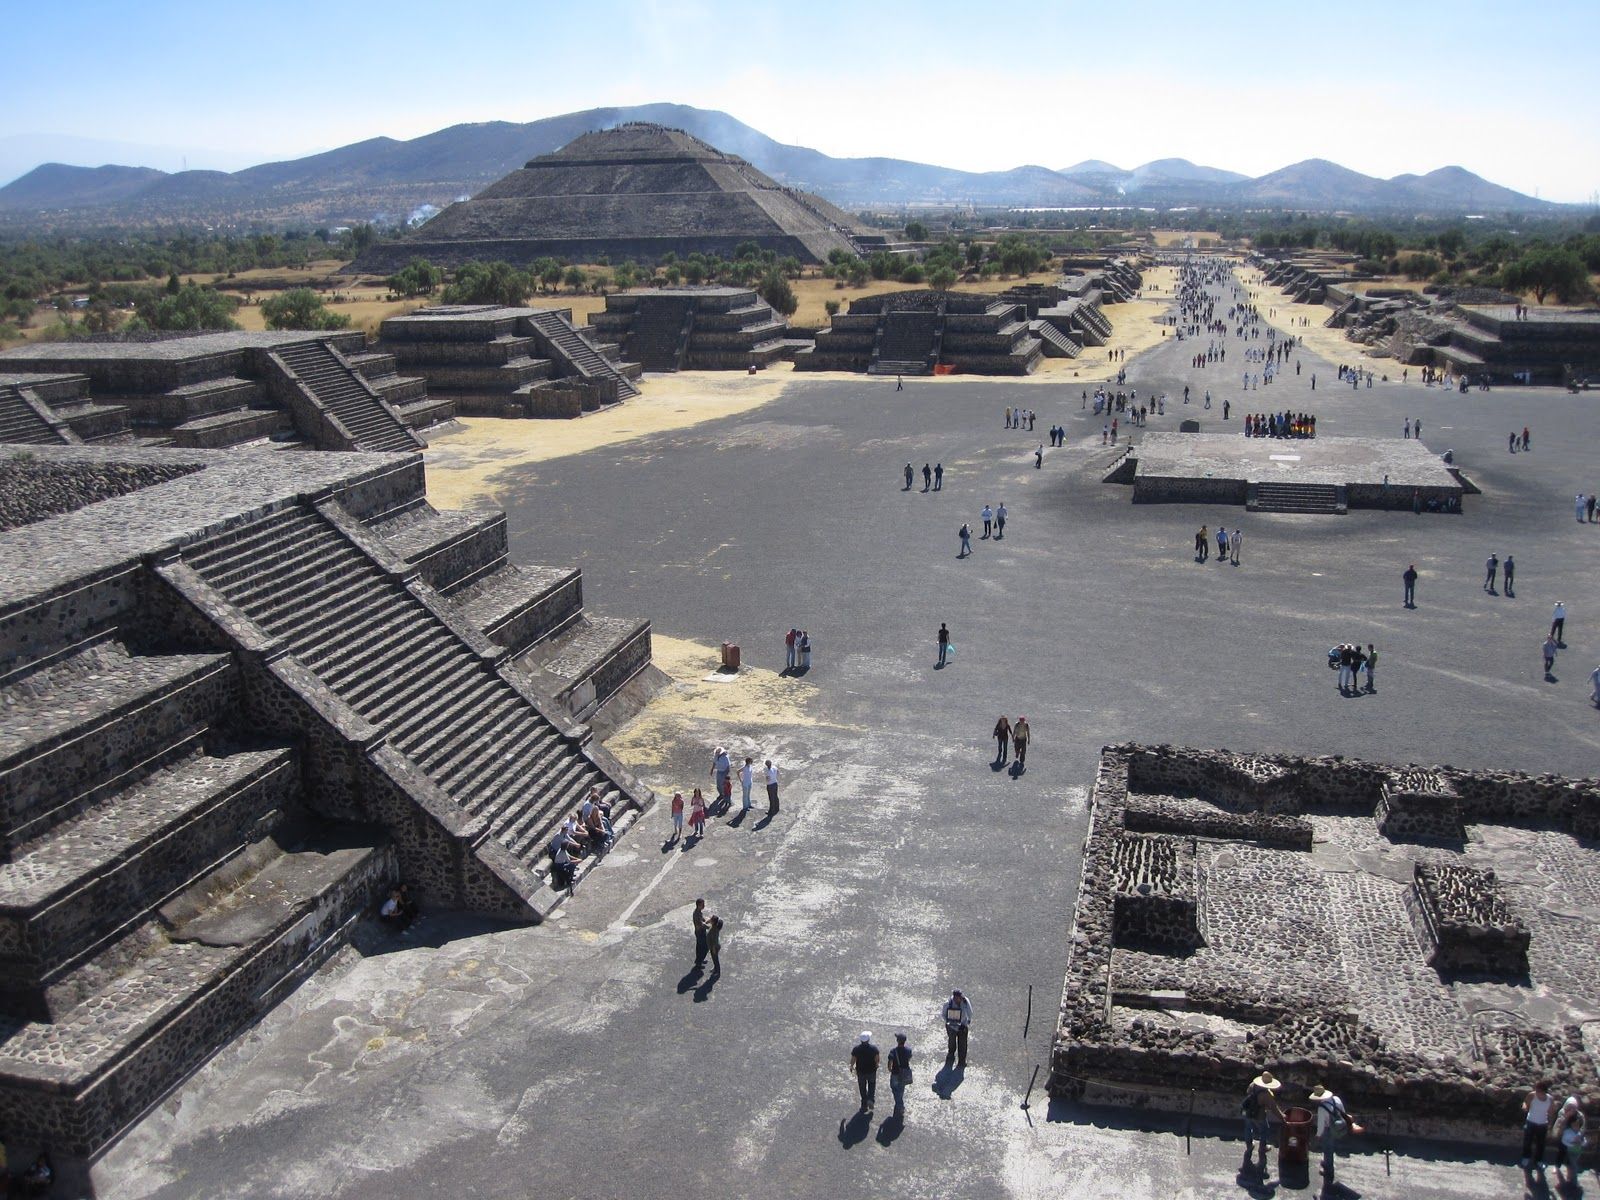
[896,374,904,392]
[1197,525,1210,562]
[1555,1096,1587,1185]
[584,802,611,850]
[1403,564,1418,608]
[1543,635,1560,678]
[937,621,951,668]
[934,463,943,490]
[942,989,973,1068]
[670,791,685,841]
[765,759,779,814]
[1229,527,1242,564]
[689,788,708,837]
[1012,716,1031,769]
[1521,1079,1556,1169]
[1004,407,1012,429]
[692,898,708,966]
[1241,1069,1284,1170]
[1415,418,1423,438]
[905,463,914,490]
[1523,426,1531,451]
[1503,555,1515,596]
[785,627,797,672]
[922,462,932,491]
[706,914,723,973]
[799,630,812,670]
[995,501,1007,540]
[1364,644,1378,692]
[1310,1083,1362,1188]
[1591,662,1600,706]
[958,522,971,558]
[1216,526,1228,561]
[16,1151,53,1197]
[1484,554,1499,592]
[887,1032,913,1119]
[712,746,732,812]
[993,715,1011,762]
[550,834,577,895]
[1551,601,1566,643]
[1102,422,1109,445]
[1587,492,1595,522]
[981,504,994,539]
[1580,493,1589,522]
[851,1032,881,1112]
[740,756,755,812]
[1405,419,1411,438]
[1511,432,1518,453]
[1035,444,1043,469]
[379,884,418,932]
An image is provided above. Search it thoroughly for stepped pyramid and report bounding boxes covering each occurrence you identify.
[351,122,863,272]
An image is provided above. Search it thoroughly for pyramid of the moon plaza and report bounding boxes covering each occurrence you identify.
[351,123,865,272]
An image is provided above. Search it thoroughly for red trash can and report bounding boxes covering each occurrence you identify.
[1279,1106,1313,1166]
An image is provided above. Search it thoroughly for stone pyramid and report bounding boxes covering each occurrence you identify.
[353,123,863,272]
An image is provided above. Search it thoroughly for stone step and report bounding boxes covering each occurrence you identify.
[446,563,583,656]
[0,744,296,1015]
[370,506,507,592]
[0,645,237,851]
[492,755,598,851]
[0,830,393,1157]
[182,506,319,573]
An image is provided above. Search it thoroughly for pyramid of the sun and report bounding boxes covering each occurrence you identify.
[352,123,864,272]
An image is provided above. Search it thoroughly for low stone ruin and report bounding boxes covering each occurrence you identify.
[1406,863,1529,976]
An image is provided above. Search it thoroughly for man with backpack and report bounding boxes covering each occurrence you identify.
[1241,1069,1283,1171]
[1310,1083,1364,1190]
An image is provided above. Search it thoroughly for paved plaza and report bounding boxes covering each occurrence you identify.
[103,271,1600,1199]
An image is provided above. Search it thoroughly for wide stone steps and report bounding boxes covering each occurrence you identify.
[0,744,296,996]
[0,385,64,445]
[275,341,421,453]
[372,505,506,592]
[180,504,630,875]
[0,642,238,852]
[1030,321,1082,358]
[448,563,582,656]
[868,359,933,376]
[525,311,640,400]
[1249,481,1345,514]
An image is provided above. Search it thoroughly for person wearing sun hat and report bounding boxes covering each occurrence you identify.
[1309,1083,1364,1189]
[849,1031,880,1112]
[1241,1069,1283,1170]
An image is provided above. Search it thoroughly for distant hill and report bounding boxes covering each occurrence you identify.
[0,102,1559,229]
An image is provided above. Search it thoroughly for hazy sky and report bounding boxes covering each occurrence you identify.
[7,0,1598,201]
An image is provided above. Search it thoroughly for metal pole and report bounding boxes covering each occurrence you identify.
[1021,1064,1040,1111]
[1024,983,1033,1039]
[1186,1088,1195,1155]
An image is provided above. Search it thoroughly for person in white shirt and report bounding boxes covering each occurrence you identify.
[1551,602,1566,644]
[1229,527,1242,564]
[740,757,755,812]
[1310,1083,1362,1186]
[764,760,779,815]
[1523,1079,1556,1168]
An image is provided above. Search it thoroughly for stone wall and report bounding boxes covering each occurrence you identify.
[0,457,205,532]
[1405,862,1529,976]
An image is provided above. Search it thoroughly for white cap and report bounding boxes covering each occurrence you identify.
[860,1031,872,1043]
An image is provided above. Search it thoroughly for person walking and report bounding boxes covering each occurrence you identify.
[851,1033,881,1112]
[886,1033,913,1119]
[1590,662,1600,706]
[1552,601,1566,644]
[706,915,723,974]
[712,746,732,813]
[995,502,1007,540]
[1503,555,1515,596]
[689,788,708,838]
[1241,1069,1284,1172]
[1035,443,1043,469]
[670,791,685,841]
[1216,526,1228,561]
[740,756,754,813]
[934,463,943,490]
[922,462,932,491]
[958,522,972,558]
[896,374,904,392]
[905,463,914,491]
[1363,644,1378,692]
[937,621,950,668]
[764,759,779,815]
[1580,493,1589,523]
[981,504,994,539]
[1543,634,1559,678]
[993,715,1011,763]
[1310,1083,1363,1189]
[1522,1079,1556,1169]
[692,898,709,966]
[1484,553,1499,592]
[942,989,973,1068]
[1012,715,1031,768]
[1403,564,1418,608]
[1197,524,1210,562]
[1229,527,1242,564]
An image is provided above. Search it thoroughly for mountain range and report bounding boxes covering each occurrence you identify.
[0,102,1557,230]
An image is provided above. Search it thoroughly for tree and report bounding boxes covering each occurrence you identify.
[758,269,797,317]
[898,262,925,285]
[261,288,351,331]
[133,283,240,331]
[83,298,123,334]
[1502,246,1589,304]
[904,221,929,241]
[1435,228,1467,259]
[613,261,639,290]
[824,299,841,317]
[165,271,181,295]
[387,258,443,297]
[540,262,564,293]
[929,266,957,290]
[563,265,587,293]
[441,260,532,307]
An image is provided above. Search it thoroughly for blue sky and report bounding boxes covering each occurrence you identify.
[6,0,1598,201]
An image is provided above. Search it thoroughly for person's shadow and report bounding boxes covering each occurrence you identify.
[837,1108,872,1148]
[1546,669,1559,683]
[1010,760,1026,778]
[1234,1158,1278,1199]
[693,967,720,1003]
[875,1113,905,1146]
[677,965,702,995]
[728,808,749,827]
[932,1064,965,1100]
[991,751,1008,773]
[753,813,774,832]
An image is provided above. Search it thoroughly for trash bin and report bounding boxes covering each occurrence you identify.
[720,642,740,671]
[1280,1106,1313,1166]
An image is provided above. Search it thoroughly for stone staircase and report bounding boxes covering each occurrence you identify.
[523,310,640,401]
[1247,481,1346,514]
[869,310,939,376]
[0,384,69,445]
[270,341,423,453]
[1029,321,1082,358]
[0,631,392,1160]
[178,503,641,873]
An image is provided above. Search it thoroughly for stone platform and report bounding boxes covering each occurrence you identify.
[1117,432,1465,511]
[1053,744,1600,1142]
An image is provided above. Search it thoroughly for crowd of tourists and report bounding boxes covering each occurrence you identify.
[547,785,618,893]
[1245,411,1316,438]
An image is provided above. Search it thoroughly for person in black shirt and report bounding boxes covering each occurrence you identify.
[850,1032,880,1111]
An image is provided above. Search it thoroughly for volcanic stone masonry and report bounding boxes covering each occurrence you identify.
[1054,744,1600,1142]
[0,442,658,1174]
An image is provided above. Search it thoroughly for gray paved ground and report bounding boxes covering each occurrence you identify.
[105,271,1600,1200]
